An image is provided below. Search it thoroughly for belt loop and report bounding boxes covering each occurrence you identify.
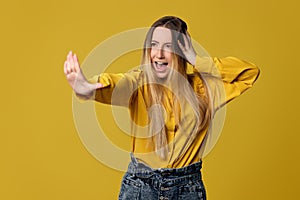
[130,152,138,165]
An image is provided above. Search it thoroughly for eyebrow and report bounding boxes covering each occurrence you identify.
[151,40,172,45]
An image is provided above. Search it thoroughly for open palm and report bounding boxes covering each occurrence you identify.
[63,51,103,99]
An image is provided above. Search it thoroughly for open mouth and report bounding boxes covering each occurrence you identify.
[153,61,169,72]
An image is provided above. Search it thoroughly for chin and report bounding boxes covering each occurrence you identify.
[152,68,169,79]
[154,73,170,82]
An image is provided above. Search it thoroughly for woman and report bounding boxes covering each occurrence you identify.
[64,16,260,200]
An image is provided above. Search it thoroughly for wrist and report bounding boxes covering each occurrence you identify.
[75,82,95,100]
[190,54,196,66]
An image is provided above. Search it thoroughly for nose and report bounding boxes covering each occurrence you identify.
[156,47,165,59]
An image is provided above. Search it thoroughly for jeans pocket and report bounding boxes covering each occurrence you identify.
[178,180,206,200]
[118,174,141,200]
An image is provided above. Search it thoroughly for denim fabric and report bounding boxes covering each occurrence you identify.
[118,153,206,200]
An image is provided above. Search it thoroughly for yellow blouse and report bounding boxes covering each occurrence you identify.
[89,56,260,168]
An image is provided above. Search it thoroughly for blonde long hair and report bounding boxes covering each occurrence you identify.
[137,16,212,160]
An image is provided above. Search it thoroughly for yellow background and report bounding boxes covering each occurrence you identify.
[1,0,299,199]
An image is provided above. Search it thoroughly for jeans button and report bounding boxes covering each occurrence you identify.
[161,187,169,191]
[159,197,168,200]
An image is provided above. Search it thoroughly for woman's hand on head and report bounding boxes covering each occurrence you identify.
[177,34,197,66]
[63,51,103,99]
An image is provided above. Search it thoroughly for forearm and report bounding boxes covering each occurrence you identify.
[193,55,220,77]
[89,70,140,105]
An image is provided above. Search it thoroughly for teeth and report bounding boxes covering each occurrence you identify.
[156,61,167,65]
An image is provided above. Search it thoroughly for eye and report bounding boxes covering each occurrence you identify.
[164,44,172,49]
[150,42,158,47]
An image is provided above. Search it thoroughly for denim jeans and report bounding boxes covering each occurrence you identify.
[118,153,206,200]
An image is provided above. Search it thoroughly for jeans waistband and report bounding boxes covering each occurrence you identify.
[127,153,202,178]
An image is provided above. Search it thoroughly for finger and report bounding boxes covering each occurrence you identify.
[187,32,192,42]
[64,61,68,75]
[67,50,72,62]
[66,60,71,74]
[177,40,186,52]
[67,51,74,71]
[182,34,190,49]
[69,53,75,73]
[73,54,80,73]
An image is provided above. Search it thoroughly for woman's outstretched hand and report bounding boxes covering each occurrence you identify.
[177,34,197,66]
[63,51,103,99]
